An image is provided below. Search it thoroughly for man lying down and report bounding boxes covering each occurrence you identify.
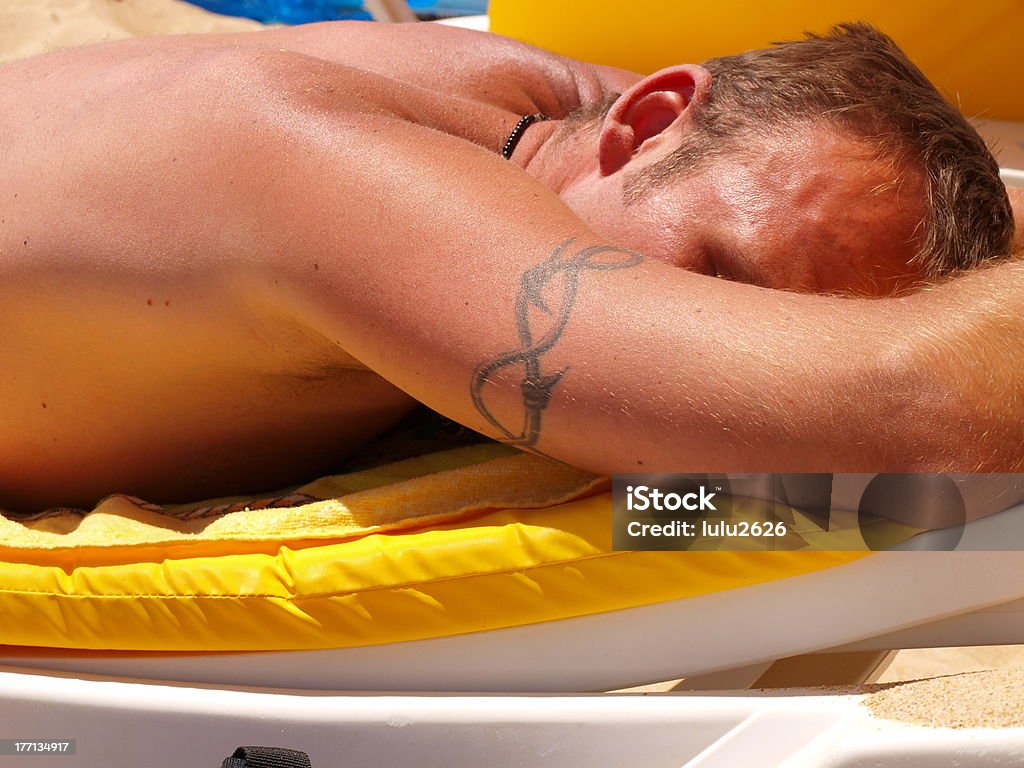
[0,20,1019,513]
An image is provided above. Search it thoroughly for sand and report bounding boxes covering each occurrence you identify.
[878,645,1024,684]
[0,0,264,63]
[866,667,1024,729]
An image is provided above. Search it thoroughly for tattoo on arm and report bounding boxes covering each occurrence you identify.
[470,239,644,452]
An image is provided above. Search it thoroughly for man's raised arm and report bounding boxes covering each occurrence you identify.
[270,107,1023,474]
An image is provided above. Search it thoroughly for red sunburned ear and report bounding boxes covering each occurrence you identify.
[598,65,711,175]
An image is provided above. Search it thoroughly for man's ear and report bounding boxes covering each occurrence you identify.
[598,64,711,175]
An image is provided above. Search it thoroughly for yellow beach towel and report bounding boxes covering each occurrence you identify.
[1,444,604,552]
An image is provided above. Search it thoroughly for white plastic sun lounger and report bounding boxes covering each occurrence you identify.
[2,664,1022,768]
[3,491,1024,767]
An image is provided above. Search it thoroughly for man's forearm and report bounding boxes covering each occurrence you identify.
[462,243,1024,473]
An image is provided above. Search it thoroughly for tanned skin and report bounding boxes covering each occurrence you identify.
[0,22,1020,512]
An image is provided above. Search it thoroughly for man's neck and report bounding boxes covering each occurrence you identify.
[513,116,602,198]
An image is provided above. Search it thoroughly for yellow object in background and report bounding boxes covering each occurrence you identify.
[490,0,1024,122]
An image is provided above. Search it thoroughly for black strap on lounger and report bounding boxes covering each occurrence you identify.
[220,746,312,768]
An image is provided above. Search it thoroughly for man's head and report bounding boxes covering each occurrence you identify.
[557,23,1015,295]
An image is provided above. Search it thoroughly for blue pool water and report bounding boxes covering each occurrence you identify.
[187,0,486,24]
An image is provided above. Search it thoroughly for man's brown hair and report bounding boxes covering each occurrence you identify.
[634,22,1015,277]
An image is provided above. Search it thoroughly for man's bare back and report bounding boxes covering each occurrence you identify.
[2,22,1020,514]
[0,23,635,511]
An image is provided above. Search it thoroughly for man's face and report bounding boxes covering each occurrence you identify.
[570,125,928,296]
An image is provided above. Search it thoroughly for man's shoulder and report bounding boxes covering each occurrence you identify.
[270,20,619,117]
